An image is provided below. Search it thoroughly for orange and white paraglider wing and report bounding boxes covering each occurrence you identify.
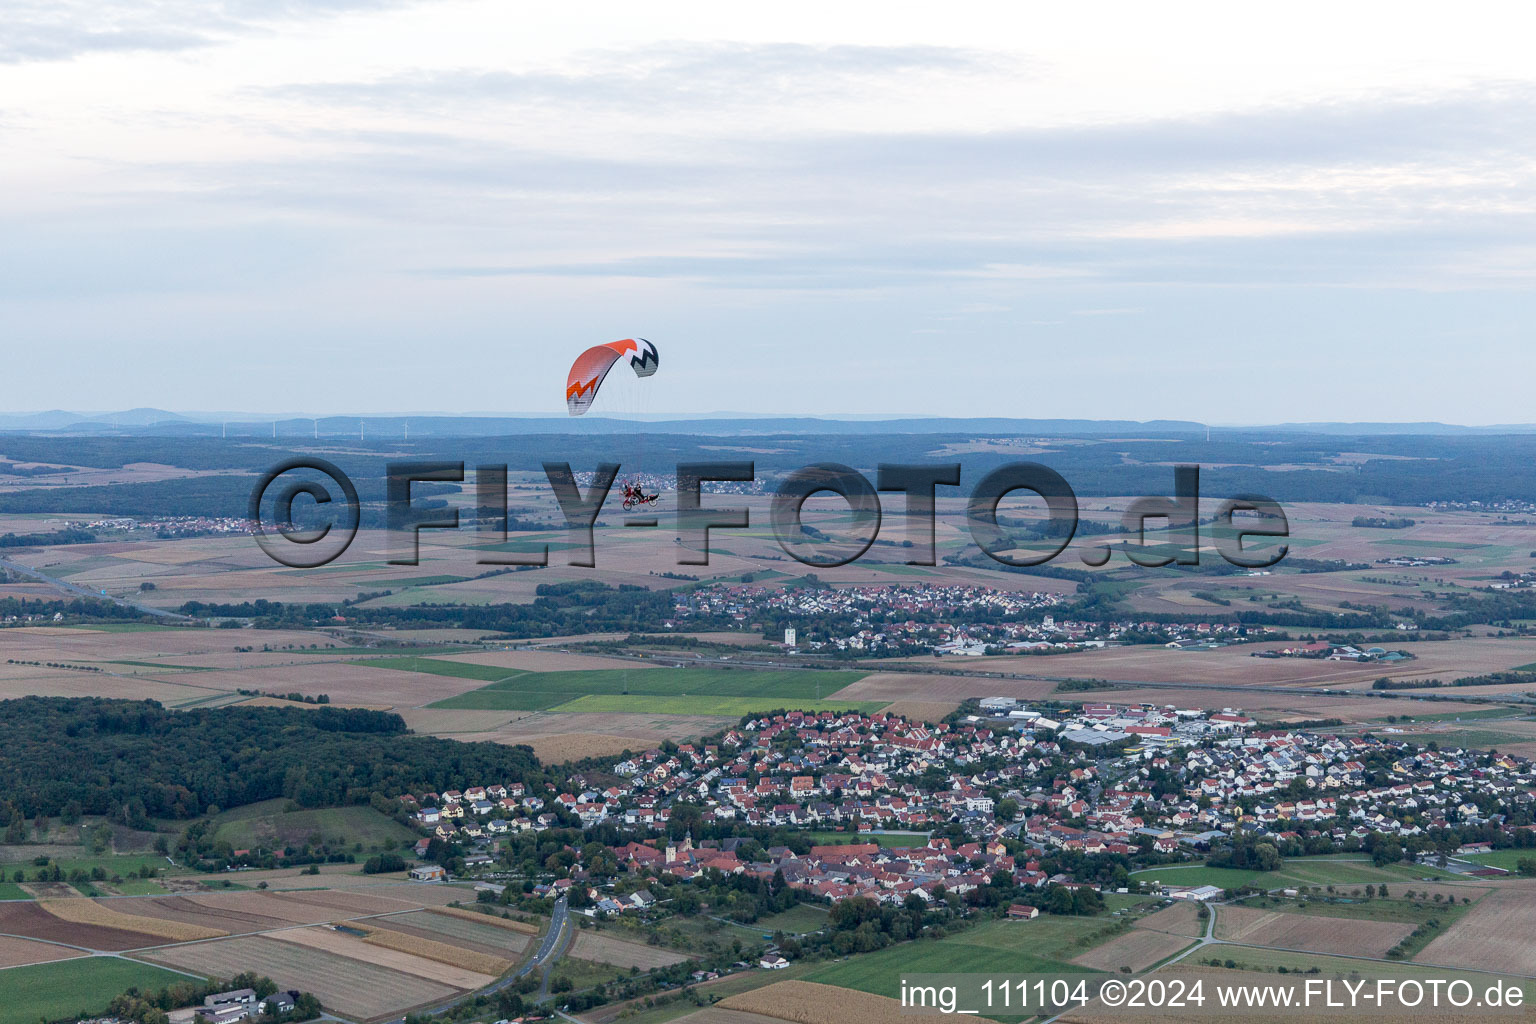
[565,338,656,415]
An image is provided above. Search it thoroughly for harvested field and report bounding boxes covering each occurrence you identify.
[357,923,512,976]
[120,894,291,936]
[0,935,84,968]
[829,672,1057,703]
[40,898,224,942]
[1072,928,1191,972]
[450,711,739,756]
[673,1010,787,1024]
[428,905,540,934]
[383,909,531,952]
[1419,885,1536,974]
[269,889,419,916]
[368,917,520,960]
[140,934,461,1022]
[158,663,479,707]
[1214,905,1411,958]
[181,892,349,926]
[1133,901,1205,938]
[720,980,968,1024]
[272,926,495,989]
[881,699,961,722]
[1060,965,1478,1024]
[570,930,691,969]
[0,901,165,951]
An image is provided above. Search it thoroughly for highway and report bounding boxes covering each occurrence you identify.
[0,555,190,620]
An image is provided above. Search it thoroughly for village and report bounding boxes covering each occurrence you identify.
[667,581,1275,656]
[401,697,1536,919]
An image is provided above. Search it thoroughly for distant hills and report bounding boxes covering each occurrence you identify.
[1,410,1535,438]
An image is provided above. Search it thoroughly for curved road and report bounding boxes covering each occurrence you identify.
[381,895,569,1024]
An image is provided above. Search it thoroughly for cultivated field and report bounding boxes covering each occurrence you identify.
[1214,905,1412,958]
[39,898,224,942]
[570,929,692,969]
[0,934,84,967]
[720,980,958,1024]
[1419,884,1536,974]
[1132,901,1205,938]
[0,900,167,950]
[140,933,464,1021]
[356,922,513,976]
[428,904,541,932]
[370,910,529,959]
[673,1010,790,1024]
[1072,928,1192,972]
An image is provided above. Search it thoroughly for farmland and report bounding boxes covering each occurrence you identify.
[429,668,870,711]
[570,929,694,969]
[1213,904,1413,958]
[550,694,888,716]
[1071,928,1194,972]
[718,980,948,1024]
[0,957,192,1024]
[140,934,465,1021]
[801,917,1113,995]
[1418,884,1536,975]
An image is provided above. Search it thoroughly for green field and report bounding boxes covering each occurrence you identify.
[1465,848,1536,870]
[369,575,472,587]
[365,656,523,681]
[1383,708,1529,723]
[0,957,193,1024]
[1131,864,1279,890]
[803,917,1110,996]
[1415,728,1527,751]
[0,881,31,900]
[15,853,180,881]
[551,694,887,716]
[754,904,832,935]
[429,667,868,711]
[211,801,417,852]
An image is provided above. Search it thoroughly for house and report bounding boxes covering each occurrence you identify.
[1006,903,1040,920]
[759,954,789,969]
[260,992,299,1015]
[409,864,447,881]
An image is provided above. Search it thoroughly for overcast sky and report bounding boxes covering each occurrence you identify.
[4,2,1534,423]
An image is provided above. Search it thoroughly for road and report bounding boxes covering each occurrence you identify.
[0,555,190,620]
[379,895,570,1024]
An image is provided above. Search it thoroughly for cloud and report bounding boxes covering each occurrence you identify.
[0,0,433,63]
[273,41,1001,111]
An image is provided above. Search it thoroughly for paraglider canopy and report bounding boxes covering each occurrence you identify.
[566,338,659,416]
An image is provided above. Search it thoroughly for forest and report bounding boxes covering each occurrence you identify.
[0,697,549,823]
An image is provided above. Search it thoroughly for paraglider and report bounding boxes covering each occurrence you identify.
[565,338,658,416]
[620,481,659,511]
[565,338,662,513]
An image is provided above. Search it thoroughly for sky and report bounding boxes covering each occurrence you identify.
[3,1,1535,423]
